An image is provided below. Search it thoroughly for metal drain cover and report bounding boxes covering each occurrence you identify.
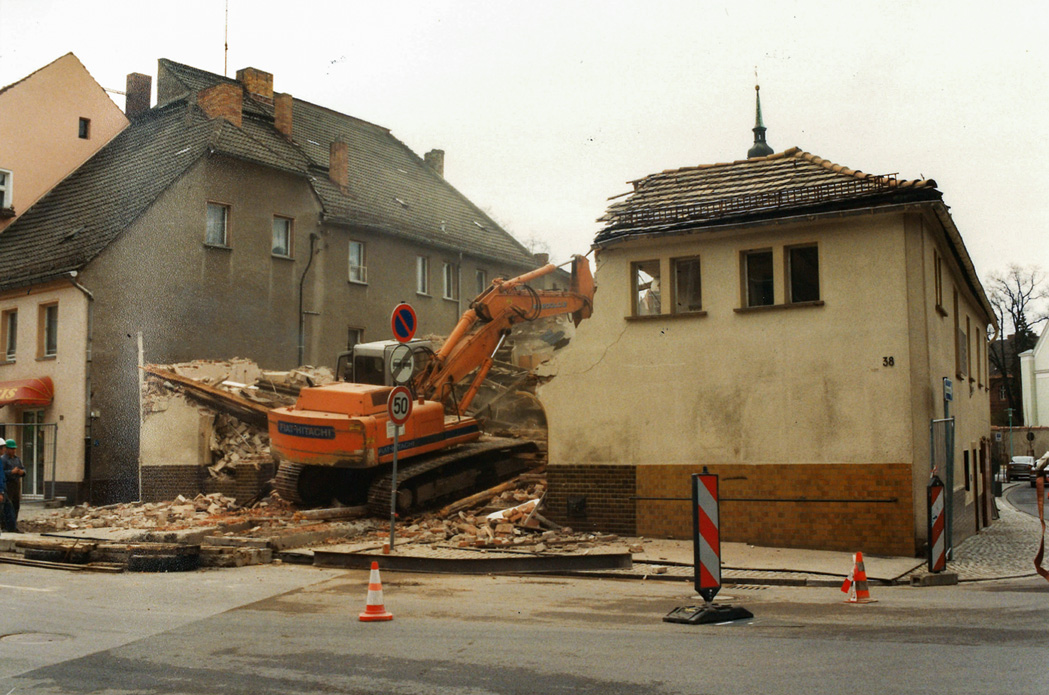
[1,632,71,644]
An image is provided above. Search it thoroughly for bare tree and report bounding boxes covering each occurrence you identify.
[987,265,1048,425]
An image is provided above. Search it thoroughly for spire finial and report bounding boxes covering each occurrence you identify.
[747,76,773,159]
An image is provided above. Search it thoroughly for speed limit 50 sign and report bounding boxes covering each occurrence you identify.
[387,386,413,426]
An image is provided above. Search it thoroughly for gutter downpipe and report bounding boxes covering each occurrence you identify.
[298,233,320,367]
[68,273,93,505]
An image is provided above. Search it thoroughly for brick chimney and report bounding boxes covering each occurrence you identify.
[236,67,273,104]
[125,73,152,117]
[197,82,243,128]
[274,92,293,138]
[330,140,349,190]
[424,149,445,177]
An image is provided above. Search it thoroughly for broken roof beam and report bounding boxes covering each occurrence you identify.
[143,365,271,428]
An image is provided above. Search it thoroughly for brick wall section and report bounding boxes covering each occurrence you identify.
[546,465,636,535]
[197,83,243,128]
[141,461,275,504]
[636,463,916,556]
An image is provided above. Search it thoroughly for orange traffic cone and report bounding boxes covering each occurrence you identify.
[359,561,394,622]
[842,552,875,604]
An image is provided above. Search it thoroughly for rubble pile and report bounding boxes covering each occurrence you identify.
[208,414,269,477]
[20,492,295,534]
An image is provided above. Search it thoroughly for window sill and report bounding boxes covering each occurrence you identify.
[935,304,948,318]
[272,253,294,261]
[0,359,14,366]
[416,292,431,298]
[443,296,460,303]
[626,311,708,322]
[37,355,57,362]
[0,206,15,219]
[348,279,368,286]
[734,300,824,314]
[204,243,232,251]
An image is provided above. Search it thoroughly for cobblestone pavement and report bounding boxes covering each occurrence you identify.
[942,495,1046,582]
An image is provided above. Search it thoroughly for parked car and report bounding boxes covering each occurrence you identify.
[1008,456,1035,481]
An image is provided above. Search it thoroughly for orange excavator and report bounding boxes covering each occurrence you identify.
[267,254,595,513]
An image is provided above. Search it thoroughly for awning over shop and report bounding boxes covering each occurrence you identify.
[0,377,54,407]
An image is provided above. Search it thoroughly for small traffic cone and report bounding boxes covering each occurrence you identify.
[359,561,393,622]
[843,552,875,604]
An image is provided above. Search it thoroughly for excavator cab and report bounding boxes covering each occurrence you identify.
[335,339,434,386]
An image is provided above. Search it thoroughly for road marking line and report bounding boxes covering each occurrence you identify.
[0,584,52,592]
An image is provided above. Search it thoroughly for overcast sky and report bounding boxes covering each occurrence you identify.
[2,0,1047,294]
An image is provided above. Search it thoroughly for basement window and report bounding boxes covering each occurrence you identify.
[631,260,661,316]
[743,249,774,307]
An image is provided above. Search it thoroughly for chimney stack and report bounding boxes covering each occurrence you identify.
[236,67,274,104]
[330,140,349,190]
[424,149,445,177]
[274,92,293,138]
[125,73,152,116]
[197,82,243,128]
[534,252,550,266]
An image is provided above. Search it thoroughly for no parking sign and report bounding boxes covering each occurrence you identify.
[390,303,417,343]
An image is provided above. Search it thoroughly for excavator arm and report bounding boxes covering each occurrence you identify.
[416,254,594,414]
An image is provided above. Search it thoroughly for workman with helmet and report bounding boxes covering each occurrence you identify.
[1,439,25,533]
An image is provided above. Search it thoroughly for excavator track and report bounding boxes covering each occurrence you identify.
[366,437,540,516]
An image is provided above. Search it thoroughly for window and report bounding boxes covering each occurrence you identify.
[476,269,488,295]
[999,384,1007,401]
[744,250,774,307]
[957,326,968,378]
[0,169,11,208]
[787,245,819,303]
[39,303,58,358]
[78,117,91,139]
[205,203,229,246]
[416,256,430,295]
[347,327,363,350]
[966,316,973,381]
[672,257,702,313]
[443,262,459,300]
[631,260,661,316]
[2,309,16,361]
[272,216,292,257]
[348,241,367,283]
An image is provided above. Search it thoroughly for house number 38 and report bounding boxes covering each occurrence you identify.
[883,356,895,367]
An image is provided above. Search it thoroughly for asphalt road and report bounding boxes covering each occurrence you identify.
[2,563,1049,694]
[1007,482,1047,518]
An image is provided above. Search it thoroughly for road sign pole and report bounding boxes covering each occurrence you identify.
[389,427,398,551]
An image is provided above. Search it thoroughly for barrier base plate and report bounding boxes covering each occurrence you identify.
[663,603,753,625]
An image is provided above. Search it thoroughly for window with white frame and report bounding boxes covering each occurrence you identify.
[272,216,292,257]
[348,241,367,283]
[205,203,229,246]
[443,262,459,300]
[0,169,11,209]
[417,256,430,295]
[39,303,58,358]
[476,269,488,295]
[2,309,16,361]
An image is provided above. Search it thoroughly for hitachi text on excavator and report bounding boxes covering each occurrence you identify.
[267,254,595,514]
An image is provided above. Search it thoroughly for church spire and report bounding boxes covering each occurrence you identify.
[747,84,773,159]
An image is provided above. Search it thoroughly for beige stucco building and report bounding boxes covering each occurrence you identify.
[1020,329,1049,427]
[541,147,995,556]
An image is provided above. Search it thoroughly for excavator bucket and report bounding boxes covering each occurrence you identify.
[570,255,595,326]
